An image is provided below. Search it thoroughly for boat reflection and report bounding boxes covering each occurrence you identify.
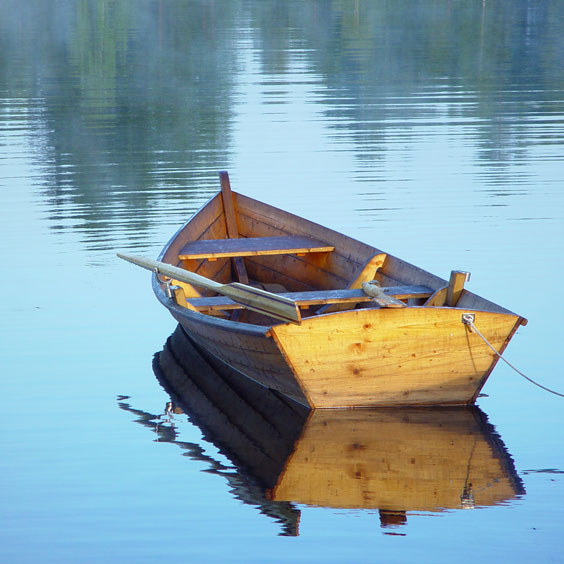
[119,325,525,536]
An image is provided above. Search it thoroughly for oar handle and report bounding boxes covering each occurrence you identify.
[117,253,302,324]
[117,253,222,292]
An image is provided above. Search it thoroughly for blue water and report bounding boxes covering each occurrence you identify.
[1,1,563,562]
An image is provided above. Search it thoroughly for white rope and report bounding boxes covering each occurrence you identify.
[462,314,564,398]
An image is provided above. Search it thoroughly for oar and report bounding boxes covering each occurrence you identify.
[117,253,302,324]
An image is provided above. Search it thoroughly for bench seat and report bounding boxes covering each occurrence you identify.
[178,235,335,260]
[187,285,433,313]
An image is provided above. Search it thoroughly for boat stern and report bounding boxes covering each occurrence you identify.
[270,307,524,408]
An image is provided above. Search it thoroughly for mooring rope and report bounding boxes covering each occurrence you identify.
[461,314,564,398]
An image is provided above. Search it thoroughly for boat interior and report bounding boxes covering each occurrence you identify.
[158,172,519,326]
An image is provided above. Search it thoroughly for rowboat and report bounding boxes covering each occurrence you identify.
[132,325,524,534]
[120,172,527,408]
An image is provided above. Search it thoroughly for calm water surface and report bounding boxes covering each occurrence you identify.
[1,1,563,562]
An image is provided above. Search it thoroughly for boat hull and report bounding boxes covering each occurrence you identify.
[164,298,522,408]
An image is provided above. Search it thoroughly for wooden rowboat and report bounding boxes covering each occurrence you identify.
[122,172,527,408]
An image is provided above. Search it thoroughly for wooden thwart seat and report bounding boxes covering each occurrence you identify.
[178,235,335,261]
[186,285,433,313]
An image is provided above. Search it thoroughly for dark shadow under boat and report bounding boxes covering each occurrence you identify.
[119,325,525,536]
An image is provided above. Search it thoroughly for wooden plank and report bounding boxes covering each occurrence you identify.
[219,171,249,286]
[166,281,229,316]
[233,210,351,290]
[457,290,526,318]
[187,285,433,312]
[178,235,335,260]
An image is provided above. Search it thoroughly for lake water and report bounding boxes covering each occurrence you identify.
[1,1,563,562]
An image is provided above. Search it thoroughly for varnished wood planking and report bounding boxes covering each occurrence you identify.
[161,193,514,320]
[271,308,521,408]
[176,315,309,406]
[381,254,447,290]
[236,192,376,256]
[161,195,233,283]
[235,197,443,292]
[244,259,321,293]
[179,235,334,260]
[181,257,233,287]
[245,254,343,291]
[234,193,376,287]
[235,192,439,291]
[162,194,226,263]
[234,219,347,289]
[167,327,309,427]
[168,280,201,299]
[271,408,520,509]
[174,209,234,282]
[157,332,522,513]
[187,331,298,395]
